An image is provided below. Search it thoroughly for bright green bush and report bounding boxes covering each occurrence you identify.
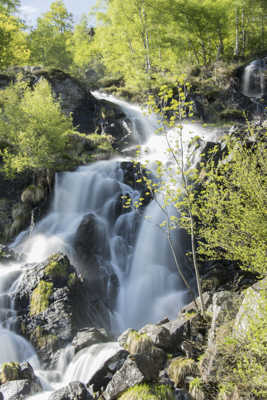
[195,132,267,276]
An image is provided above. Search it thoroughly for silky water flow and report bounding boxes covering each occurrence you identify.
[0,93,217,399]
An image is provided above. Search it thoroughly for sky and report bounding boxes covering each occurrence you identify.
[19,0,99,26]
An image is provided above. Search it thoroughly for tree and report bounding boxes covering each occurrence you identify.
[93,0,180,90]
[67,14,104,80]
[0,12,30,69]
[0,78,75,176]
[28,0,73,70]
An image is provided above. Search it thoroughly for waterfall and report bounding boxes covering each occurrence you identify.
[242,59,266,99]
[0,92,219,399]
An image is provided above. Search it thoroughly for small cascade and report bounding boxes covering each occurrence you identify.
[242,59,266,99]
[93,91,159,146]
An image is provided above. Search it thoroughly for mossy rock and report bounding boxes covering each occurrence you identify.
[44,254,70,281]
[168,357,198,387]
[11,202,31,221]
[118,383,175,400]
[21,184,46,205]
[30,280,53,316]
[0,362,21,384]
[125,330,155,354]
[31,326,58,351]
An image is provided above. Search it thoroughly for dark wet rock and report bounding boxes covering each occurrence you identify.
[88,344,128,392]
[0,169,54,243]
[14,253,89,367]
[48,381,92,400]
[174,389,193,400]
[73,212,119,309]
[200,260,259,293]
[72,327,112,354]
[0,379,42,400]
[73,212,111,266]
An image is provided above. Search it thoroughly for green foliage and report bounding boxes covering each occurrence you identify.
[0,77,75,176]
[216,281,267,399]
[0,0,20,14]
[28,0,73,70]
[119,383,175,400]
[195,132,267,276]
[0,12,30,69]
[30,280,53,316]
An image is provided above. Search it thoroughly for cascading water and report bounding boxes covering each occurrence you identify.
[242,58,266,99]
[0,92,218,399]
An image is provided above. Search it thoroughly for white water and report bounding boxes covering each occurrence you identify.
[0,92,219,399]
[242,59,266,98]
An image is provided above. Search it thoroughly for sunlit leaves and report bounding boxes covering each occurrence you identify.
[0,78,76,175]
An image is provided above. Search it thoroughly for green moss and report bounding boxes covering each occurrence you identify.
[67,272,78,288]
[44,254,69,280]
[125,330,154,354]
[32,326,58,350]
[168,357,198,387]
[0,362,21,383]
[119,383,175,400]
[30,280,53,316]
[219,108,244,121]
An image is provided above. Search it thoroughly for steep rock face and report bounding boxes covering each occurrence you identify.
[0,68,130,146]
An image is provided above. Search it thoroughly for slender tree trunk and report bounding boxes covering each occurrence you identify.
[216,31,224,61]
[241,8,246,56]
[179,127,205,317]
[234,8,239,57]
[261,14,264,51]
[138,1,151,74]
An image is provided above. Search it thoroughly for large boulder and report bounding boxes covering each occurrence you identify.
[72,212,119,307]
[14,253,90,367]
[0,379,42,400]
[0,361,42,400]
[103,352,165,400]
[72,327,112,354]
[234,277,267,338]
[87,343,128,392]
